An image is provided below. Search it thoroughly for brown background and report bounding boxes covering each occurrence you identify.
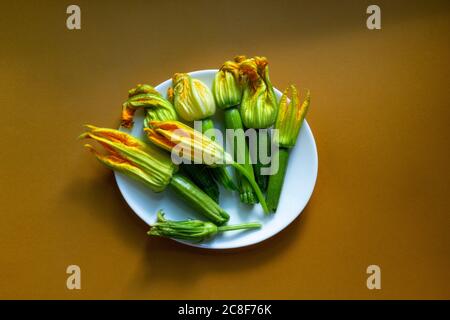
[0,0,449,299]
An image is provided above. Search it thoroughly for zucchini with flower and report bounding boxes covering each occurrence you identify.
[79,125,229,225]
[148,210,261,242]
[238,56,278,191]
[145,120,270,213]
[120,83,220,202]
[171,73,237,191]
[266,85,310,212]
[212,59,257,204]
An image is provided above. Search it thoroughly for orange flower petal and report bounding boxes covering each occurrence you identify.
[144,128,177,151]
[121,105,136,128]
[85,125,142,148]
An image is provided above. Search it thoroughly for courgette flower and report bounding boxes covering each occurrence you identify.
[145,120,233,166]
[212,60,242,109]
[80,126,230,224]
[121,84,177,129]
[145,120,270,213]
[273,85,310,148]
[148,210,261,242]
[80,125,177,192]
[171,73,216,121]
[266,85,310,212]
[239,56,278,129]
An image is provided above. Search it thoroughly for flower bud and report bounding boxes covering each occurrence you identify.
[212,61,242,109]
[239,57,278,129]
[273,85,310,148]
[172,73,216,121]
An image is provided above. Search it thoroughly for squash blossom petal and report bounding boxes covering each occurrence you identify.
[239,56,278,129]
[172,73,216,121]
[273,85,310,148]
[84,144,167,191]
[144,120,233,166]
[121,84,178,129]
[212,60,242,109]
[80,126,177,192]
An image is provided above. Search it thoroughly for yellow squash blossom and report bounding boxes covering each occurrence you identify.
[212,60,242,109]
[80,125,176,192]
[145,120,233,166]
[266,85,311,212]
[121,84,177,129]
[239,56,278,129]
[273,85,310,148]
[172,73,216,121]
[80,125,230,224]
[145,120,269,213]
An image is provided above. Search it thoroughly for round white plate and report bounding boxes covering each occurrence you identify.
[115,69,318,249]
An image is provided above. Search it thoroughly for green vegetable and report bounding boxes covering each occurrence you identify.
[209,165,237,192]
[182,164,219,203]
[202,118,237,191]
[171,74,236,191]
[148,210,261,242]
[224,107,257,204]
[212,60,258,204]
[146,120,269,213]
[266,148,289,212]
[121,85,224,200]
[80,126,229,225]
[238,56,278,192]
[169,173,229,225]
[253,129,270,190]
[266,85,310,212]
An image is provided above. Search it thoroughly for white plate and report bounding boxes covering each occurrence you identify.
[115,69,318,249]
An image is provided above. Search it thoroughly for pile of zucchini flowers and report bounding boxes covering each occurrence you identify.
[80,56,310,243]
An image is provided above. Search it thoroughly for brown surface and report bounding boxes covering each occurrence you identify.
[0,0,449,299]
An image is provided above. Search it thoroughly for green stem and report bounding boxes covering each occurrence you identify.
[232,163,269,214]
[201,118,216,135]
[266,148,290,212]
[201,118,237,191]
[224,107,257,204]
[252,130,270,191]
[218,222,261,232]
[169,173,229,225]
